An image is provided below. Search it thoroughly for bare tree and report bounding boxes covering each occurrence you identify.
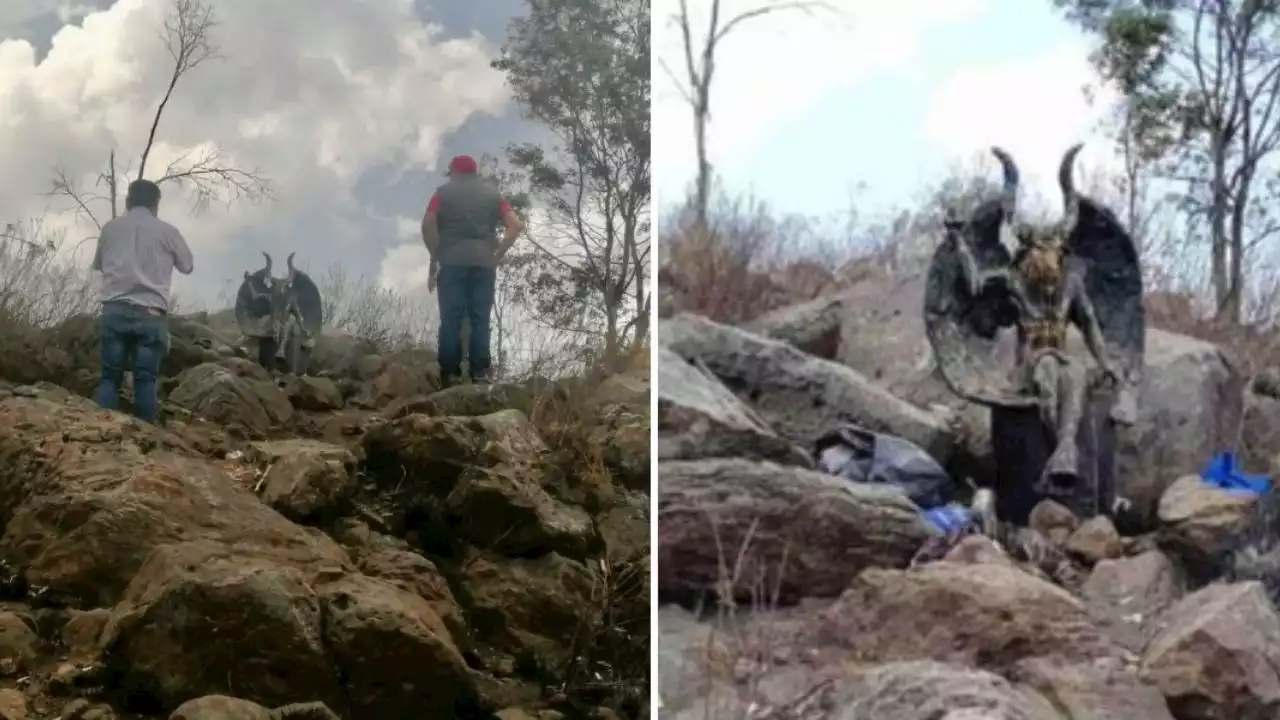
[496,0,651,365]
[49,0,271,238]
[663,0,827,228]
[1058,0,1280,323]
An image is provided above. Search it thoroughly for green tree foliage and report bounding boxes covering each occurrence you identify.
[1054,0,1280,321]
[494,0,651,364]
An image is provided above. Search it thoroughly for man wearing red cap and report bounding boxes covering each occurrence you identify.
[421,154,524,386]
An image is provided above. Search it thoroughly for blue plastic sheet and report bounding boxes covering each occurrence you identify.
[922,504,972,534]
[1201,451,1272,495]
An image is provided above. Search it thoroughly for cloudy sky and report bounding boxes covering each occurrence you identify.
[0,0,542,309]
[653,0,1120,220]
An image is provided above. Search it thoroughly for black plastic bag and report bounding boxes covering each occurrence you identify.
[815,423,954,510]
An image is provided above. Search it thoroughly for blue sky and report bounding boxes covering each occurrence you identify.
[654,0,1118,221]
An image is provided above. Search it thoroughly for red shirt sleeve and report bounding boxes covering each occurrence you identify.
[426,193,440,213]
[498,197,513,214]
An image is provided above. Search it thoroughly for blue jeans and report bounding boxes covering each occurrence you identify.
[97,301,168,423]
[437,265,495,380]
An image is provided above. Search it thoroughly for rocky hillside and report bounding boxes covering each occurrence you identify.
[658,271,1280,720]
[0,311,650,720]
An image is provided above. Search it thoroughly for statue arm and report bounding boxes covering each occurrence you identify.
[1068,275,1115,376]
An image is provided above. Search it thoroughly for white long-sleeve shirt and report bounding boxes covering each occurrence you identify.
[92,206,194,313]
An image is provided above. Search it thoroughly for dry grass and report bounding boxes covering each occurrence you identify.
[516,345,650,715]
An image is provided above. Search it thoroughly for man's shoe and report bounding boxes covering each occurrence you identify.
[470,373,490,386]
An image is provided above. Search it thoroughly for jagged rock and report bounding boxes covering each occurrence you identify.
[285,376,343,412]
[1029,499,1081,544]
[1009,657,1174,720]
[422,383,534,417]
[167,361,292,435]
[361,361,439,408]
[826,661,1064,720]
[746,293,846,359]
[363,410,548,495]
[658,458,931,603]
[306,331,379,378]
[0,611,38,674]
[460,552,595,674]
[1142,581,1280,719]
[102,543,344,710]
[590,372,649,407]
[803,561,1120,670]
[660,313,954,465]
[943,534,1018,567]
[591,402,651,491]
[1157,474,1257,579]
[595,502,648,563]
[0,689,26,720]
[317,574,470,718]
[247,440,358,522]
[657,347,810,466]
[444,464,594,559]
[169,695,272,720]
[1082,551,1184,652]
[353,547,466,642]
[62,608,111,660]
[1066,516,1125,565]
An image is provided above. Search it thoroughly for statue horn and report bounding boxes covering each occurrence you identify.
[286,252,296,277]
[262,252,273,275]
[990,146,1020,219]
[1059,143,1083,236]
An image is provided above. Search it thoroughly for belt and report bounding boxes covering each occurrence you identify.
[104,299,167,317]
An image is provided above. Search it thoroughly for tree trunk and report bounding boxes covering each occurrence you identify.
[693,97,710,230]
[1210,135,1230,316]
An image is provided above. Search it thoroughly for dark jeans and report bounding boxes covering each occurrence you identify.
[97,301,168,423]
[437,265,495,380]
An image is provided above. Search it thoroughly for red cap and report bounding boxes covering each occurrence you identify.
[447,155,478,175]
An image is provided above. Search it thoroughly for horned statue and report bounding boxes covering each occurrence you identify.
[235,252,324,375]
[924,143,1146,526]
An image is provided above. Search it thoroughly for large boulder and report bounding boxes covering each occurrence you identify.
[658,347,810,466]
[660,313,954,465]
[460,552,595,674]
[246,439,359,522]
[167,361,293,436]
[658,458,932,603]
[1141,581,1280,719]
[0,396,349,608]
[803,561,1120,670]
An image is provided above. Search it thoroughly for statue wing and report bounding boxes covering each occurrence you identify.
[923,198,1036,408]
[234,270,273,337]
[290,269,325,336]
[1066,196,1146,387]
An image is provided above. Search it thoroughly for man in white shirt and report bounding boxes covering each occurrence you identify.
[91,179,194,423]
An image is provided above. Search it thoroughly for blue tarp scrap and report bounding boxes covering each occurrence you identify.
[1200,451,1272,495]
[922,504,972,535]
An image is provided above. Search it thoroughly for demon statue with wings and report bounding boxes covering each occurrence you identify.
[924,144,1146,525]
[235,252,324,375]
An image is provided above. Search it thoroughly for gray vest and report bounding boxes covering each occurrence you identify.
[434,176,503,267]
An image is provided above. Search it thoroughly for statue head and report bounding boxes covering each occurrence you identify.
[245,251,301,341]
[990,144,1083,291]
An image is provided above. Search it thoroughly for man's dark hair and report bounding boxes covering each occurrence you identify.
[125,180,162,210]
